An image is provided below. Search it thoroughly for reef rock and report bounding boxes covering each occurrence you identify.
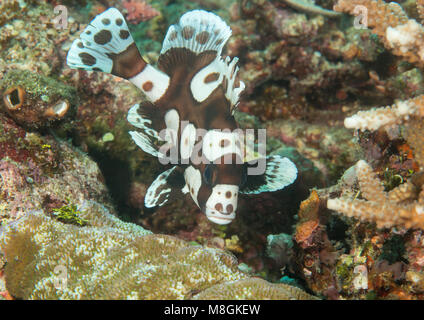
[0,114,114,223]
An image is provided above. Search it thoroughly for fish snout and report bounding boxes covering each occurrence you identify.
[205,206,236,225]
[205,184,239,224]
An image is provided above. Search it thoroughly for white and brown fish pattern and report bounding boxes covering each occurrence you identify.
[67,8,298,224]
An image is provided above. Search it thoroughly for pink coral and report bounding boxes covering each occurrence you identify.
[122,0,159,24]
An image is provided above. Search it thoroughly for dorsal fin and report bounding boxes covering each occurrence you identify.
[158,10,245,111]
[160,10,232,56]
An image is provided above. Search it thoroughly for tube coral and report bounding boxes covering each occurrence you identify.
[1,70,76,129]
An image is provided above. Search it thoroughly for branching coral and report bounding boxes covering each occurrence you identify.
[334,0,424,67]
[344,94,424,132]
[0,201,317,300]
[344,95,424,168]
[328,160,424,229]
[328,95,424,229]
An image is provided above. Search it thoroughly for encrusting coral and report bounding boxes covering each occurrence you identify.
[0,201,317,300]
[334,0,424,68]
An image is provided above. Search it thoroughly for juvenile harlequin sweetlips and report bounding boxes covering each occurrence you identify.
[67,8,297,224]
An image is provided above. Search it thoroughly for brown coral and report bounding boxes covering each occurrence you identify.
[192,278,318,300]
[330,90,424,230]
[0,202,317,300]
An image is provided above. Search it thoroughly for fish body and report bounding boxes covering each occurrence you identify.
[67,8,297,224]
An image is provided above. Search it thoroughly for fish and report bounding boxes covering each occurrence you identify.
[66,8,298,225]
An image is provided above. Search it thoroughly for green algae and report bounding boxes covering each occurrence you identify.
[51,202,89,226]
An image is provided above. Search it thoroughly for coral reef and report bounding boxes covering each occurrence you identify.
[2,0,424,301]
[292,188,424,299]
[122,0,160,24]
[0,114,114,223]
[228,0,378,120]
[326,3,424,230]
[288,0,424,300]
[0,201,316,300]
[334,0,424,68]
[328,159,424,229]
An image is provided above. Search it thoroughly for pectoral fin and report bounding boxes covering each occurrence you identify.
[240,155,297,194]
[144,166,186,208]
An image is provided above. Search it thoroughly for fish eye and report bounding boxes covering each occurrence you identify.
[203,163,217,187]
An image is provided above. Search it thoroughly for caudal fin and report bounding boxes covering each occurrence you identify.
[67,8,147,79]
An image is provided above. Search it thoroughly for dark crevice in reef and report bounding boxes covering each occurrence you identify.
[88,149,138,222]
[326,215,350,253]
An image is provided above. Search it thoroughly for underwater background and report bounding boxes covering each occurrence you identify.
[1,0,424,300]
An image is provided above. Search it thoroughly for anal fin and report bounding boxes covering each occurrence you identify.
[128,102,180,159]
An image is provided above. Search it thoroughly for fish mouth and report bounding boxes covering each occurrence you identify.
[205,207,235,225]
[206,215,234,225]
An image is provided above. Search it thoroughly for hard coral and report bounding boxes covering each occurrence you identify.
[328,160,424,229]
[334,0,424,68]
[327,94,424,229]
[0,201,317,300]
[193,277,318,299]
